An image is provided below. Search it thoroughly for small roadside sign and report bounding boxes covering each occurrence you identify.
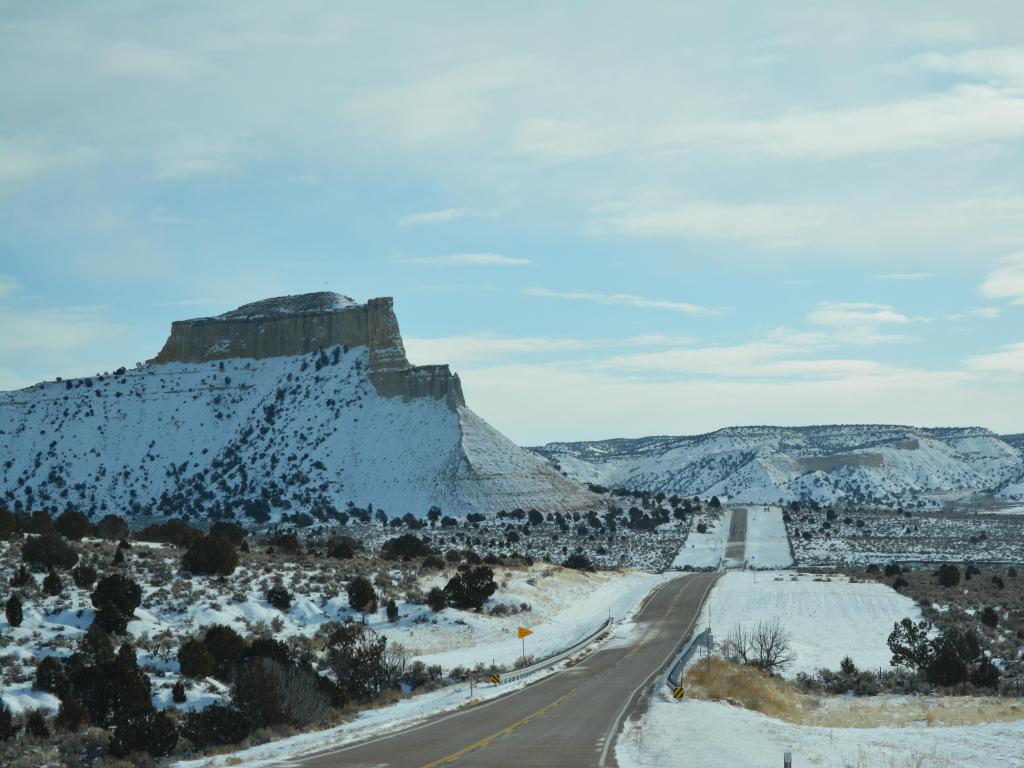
[517,626,533,639]
[672,687,684,700]
[491,673,501,684]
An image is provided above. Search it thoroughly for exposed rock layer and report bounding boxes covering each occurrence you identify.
[149,292,465,409]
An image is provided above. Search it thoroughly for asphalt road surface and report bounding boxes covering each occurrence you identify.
[724,507,747,564]
[296,572,719,768]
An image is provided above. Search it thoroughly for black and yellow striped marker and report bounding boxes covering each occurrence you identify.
[491,673,501,684]
[672,687,684,700]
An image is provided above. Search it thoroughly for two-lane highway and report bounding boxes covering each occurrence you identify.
[297,572,718,767]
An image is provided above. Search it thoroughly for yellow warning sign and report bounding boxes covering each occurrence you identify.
[491,673,501,684]
[672,687,684,700]
[517,626,533,639]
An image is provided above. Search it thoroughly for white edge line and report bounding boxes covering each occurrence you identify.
[597,573,719,768]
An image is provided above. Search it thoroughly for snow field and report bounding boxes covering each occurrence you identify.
[743,506,793,568]
[617,692,1024,768]
[693,571,924,677]
[672,509,730,569]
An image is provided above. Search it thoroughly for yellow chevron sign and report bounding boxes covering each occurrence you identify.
[672,687,684,700]
[491,673,501,684]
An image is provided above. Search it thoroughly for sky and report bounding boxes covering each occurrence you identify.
[1,1,1023,445]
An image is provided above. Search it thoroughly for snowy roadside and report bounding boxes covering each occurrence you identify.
[617,689,1024,768]
[672,509,731,569]
[743,506,793,568]
[170,572,677,767]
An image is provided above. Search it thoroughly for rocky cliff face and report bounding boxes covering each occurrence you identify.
[149,292,465,409]
[1,292,598,522]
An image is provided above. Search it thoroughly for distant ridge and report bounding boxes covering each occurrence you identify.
[532,425,1024,508]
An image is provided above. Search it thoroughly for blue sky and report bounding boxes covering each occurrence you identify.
[1,1,1023,444]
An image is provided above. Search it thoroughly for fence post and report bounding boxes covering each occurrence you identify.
[784,751,792,768]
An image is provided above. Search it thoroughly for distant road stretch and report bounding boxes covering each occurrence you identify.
[296,572,719,767]
[725,507,747,564]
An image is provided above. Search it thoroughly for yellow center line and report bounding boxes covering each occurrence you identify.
[419,690,576,767]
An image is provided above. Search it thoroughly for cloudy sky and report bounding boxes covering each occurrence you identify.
[1,1,1023,444]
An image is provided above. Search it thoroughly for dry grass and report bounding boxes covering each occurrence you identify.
[684,657,1024,729]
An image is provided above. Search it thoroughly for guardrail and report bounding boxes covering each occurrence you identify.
[665,627,712,689]
[498,617,613,685]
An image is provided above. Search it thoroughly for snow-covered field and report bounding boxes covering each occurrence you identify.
[672,509,730,569]
[694,571,923,677]
[617,692,1024,768]
[743,506,793,569]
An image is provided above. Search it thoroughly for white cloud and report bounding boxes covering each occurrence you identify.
[0,275,22,297]
[979,254,1024,304]
[0,138,95,182]
[402,253,528,267]
[399,208,487,226]
[405,333,697,365]
[874,273,936,281]
[513,118,627,163]
[914,47,1024,84]
[0,307,124,354]
[965,342,1024,374]
[102,42,195,78]
[524,287,722,316]
[806,301,921,344]
[947,307,1001,320]
[589,203,826,247]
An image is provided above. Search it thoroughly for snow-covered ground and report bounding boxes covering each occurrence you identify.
[694,571,923,677]
[743,506,793,569]
[672,509,730,569]
[617,691,1024,768]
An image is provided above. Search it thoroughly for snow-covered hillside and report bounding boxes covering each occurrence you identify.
[0,294,598,523]
[533,425,1024,508]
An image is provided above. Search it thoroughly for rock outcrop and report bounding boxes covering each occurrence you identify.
[2,292,599,522]
[149,292,465,409]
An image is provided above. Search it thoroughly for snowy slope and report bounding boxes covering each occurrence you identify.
[1,296,598,522]
[534,425,1024,508]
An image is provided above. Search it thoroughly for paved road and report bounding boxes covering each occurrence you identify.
[724,507,747,564]
[297,572,718,768]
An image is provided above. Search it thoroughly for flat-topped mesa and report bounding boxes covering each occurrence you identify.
[148,292,465,409]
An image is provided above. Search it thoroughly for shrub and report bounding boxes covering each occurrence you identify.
[172,680,187,703]
[696,522,708,534]
[887,618,933,670]
[386,598,399,623]
[182,534,238,575]
[444,566,497,611]
[66,638,152,728]
[563,552,594,572]
[5,593,22,627]
[445,549,463,563]
[178,638,215,678]
[980,606,999,628]
[883,562,902,577]
[427,586,447,612]
[891,576,909,591]
[324,623,406,702]
[209,521,246,545]
[328,537,357,559]
[9,565,30,587]
[203,625,247,681]
[0,504,17,540]
[0,700,14,741]
[926,636,968,686]
[266,584,292,611]
[381,534,431,561]
[25,709,49,739]
[43,568,62,596]
[56,692,88,732]
[971,656,1000,689]
[181,703,252,748]
[936,564,960,588]
[95,515,129,541]
[55,509,94,541]
[22,532,78,570]
[72,563,98,589]
[233,657,328,728]
[109,710,178,758]
[91,574,142,634]
[269,532,301,555]
[421,555,445,571]
[247,637,291,664]
[839,656,858,676]
[35,656,68,694]
[137,519,202,547]
[347,575,377,613]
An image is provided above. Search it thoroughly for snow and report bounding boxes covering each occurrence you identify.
[0,346,594,522]
[672,510,730,569]
[744,506,793,568]
[1,685,61,716]
[694,571,924,677]
[535,425,1024,508]
[617,692,1024,768]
